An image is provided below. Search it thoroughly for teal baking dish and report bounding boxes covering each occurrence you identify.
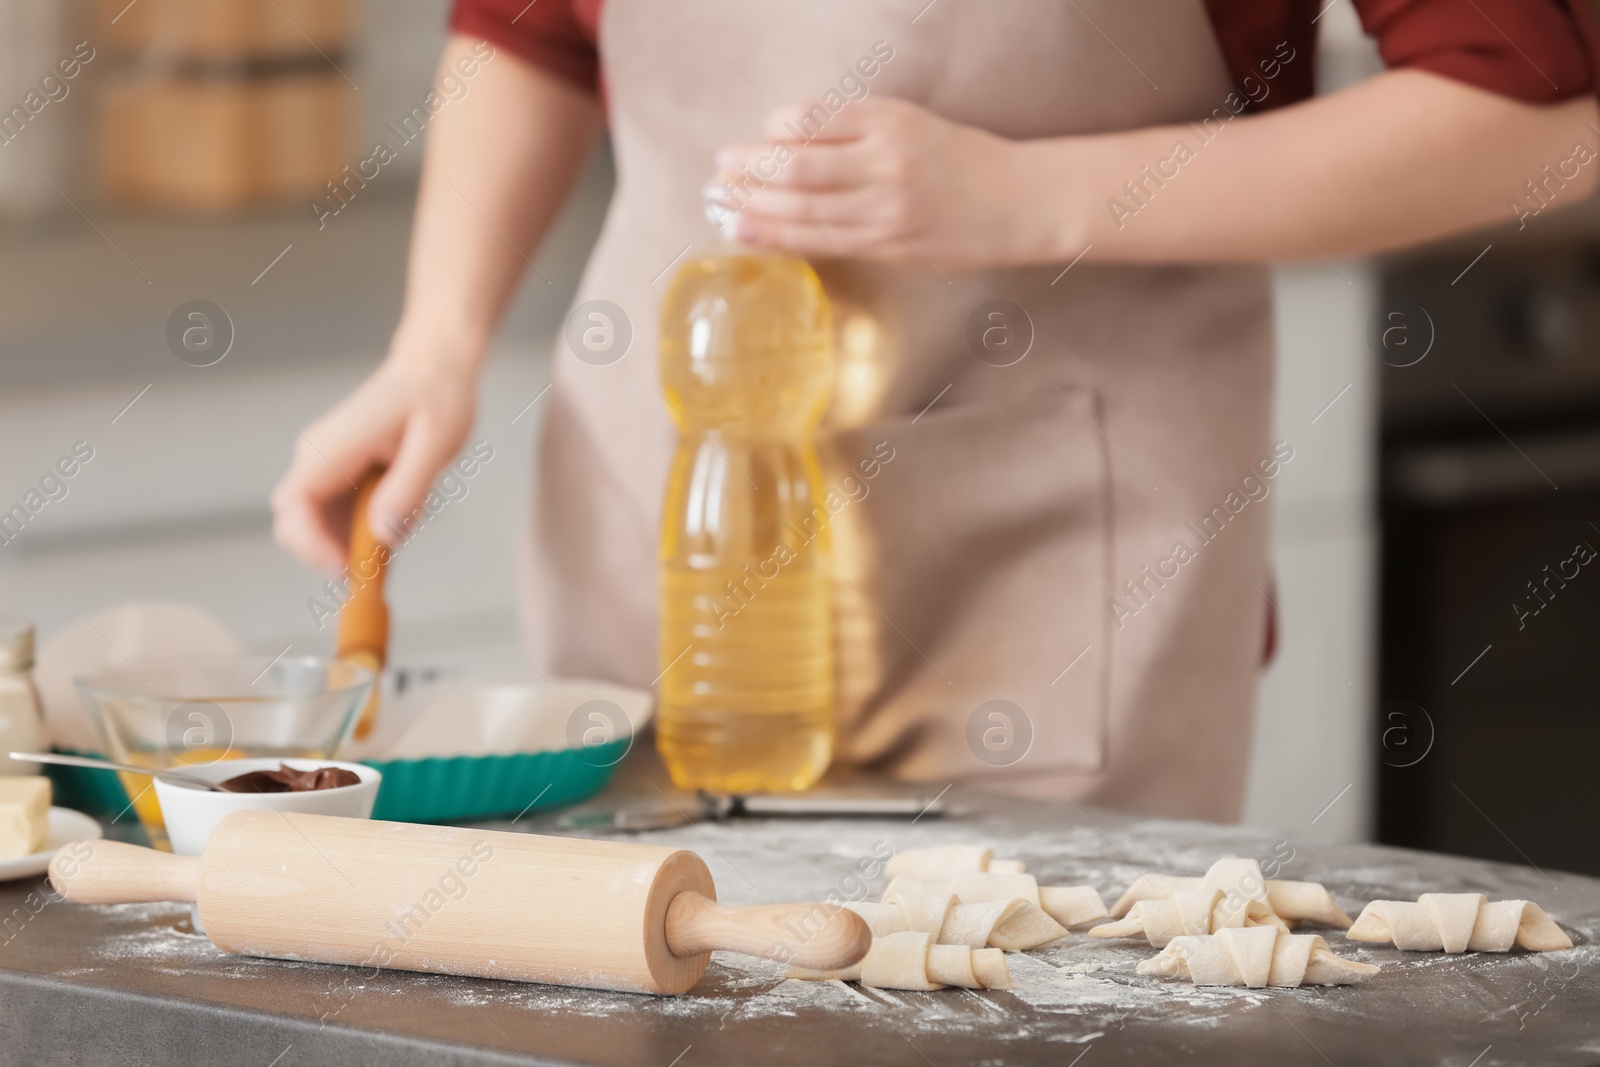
[48,678,648,825]
[362,740,630,822]
[45,741,630,825]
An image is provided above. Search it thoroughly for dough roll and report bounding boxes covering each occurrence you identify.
[1137,925,1378,988]
[1346,894,1572,953]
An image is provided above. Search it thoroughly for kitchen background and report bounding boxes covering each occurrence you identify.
[2,1,1593,866]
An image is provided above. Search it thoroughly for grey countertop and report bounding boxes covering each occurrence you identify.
[1,787,1596,1067]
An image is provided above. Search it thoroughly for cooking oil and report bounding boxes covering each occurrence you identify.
[656,250,835,793]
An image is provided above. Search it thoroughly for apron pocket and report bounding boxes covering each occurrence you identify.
[822,383,1112,779]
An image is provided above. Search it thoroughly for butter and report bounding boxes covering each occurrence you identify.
[0,776,50,858]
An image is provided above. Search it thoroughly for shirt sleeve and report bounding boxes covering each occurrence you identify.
[449,0,600,93]
[1206,0,1600,111]
[1353,0,1598,102]
[1202,0,1320,113]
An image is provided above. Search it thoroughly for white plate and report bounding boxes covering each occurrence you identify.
[372,678,656,761]
[0,808,104,882]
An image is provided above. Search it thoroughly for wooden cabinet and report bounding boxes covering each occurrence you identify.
[102,0,351,62]
[102,71,349,212]
[98,0,353,212]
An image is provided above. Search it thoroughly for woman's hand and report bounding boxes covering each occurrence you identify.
[270,335,478,575]
[714,98,1049,270]
[271,35,600,575]
[717,76,1600,271]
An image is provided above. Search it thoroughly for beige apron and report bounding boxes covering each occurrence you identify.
[521,0,1274,820]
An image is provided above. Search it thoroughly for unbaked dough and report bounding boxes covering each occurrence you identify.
[841,845,1563,996]
[875,851,1110,953]
[884,845,1031,880]
[856,888,1077,951]
[1111,858,1353,929]
[879,891,959,936]
[863,930,942,990]
[1346,893,1572,953]
[986,900,1068,951]
[848,893,1030,949]
[885,845,998,879]
[1039,885,1108,928]
[886,871,1038,905]
[936,898,1025,949]
[880,876,1066,949]
[1089,887,1287,947]
[787,930,1013,990]
[1138,925,1379,988]
[884,870,1106,940]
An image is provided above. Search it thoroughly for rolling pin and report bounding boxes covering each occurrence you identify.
[338,470,389,741]
[49,812,869,995]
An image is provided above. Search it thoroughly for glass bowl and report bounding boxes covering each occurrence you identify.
[75,655,374,848]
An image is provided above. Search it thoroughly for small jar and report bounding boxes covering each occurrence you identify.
[0,617,44,775]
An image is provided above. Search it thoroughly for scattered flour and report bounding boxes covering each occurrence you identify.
[48,807,1597,1047]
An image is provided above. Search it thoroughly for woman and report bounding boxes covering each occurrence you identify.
[273,0,1599,819]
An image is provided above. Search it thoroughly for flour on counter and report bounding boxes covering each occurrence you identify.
[50,807,1597,1047]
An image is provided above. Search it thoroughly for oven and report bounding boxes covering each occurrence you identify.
[1378,237,1600,878]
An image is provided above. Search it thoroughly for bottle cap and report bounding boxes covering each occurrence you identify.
[704,189,742,243]
[0,617,33,673]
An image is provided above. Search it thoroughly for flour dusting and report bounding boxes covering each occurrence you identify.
[47,805,1600,1050]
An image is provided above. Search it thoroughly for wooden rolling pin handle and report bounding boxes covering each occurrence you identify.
[663,891,871,971]
[47,840,200,905]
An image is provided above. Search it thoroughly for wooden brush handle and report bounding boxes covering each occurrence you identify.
[338,468,390,659]
[338,469,389,740]
[48,840,200,904]
[664,891,871,971]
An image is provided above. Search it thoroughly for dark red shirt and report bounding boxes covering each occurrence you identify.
[451,0,1600,109]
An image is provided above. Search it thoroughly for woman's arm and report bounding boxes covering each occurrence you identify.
[720,70,1599,270]
[272,36,603,572]
[396,37,602,367]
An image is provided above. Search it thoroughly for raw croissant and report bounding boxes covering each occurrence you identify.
[886,845,1006,879]
[867,887,1064,951]
[1089,887,1288,947]
[1346,893,1572,953]
[883,845,1032,880]
[847,893,1029,949]
[1111,857,1353,929]
[788,930,1012,990]
[1138,925,1379,988]
[883,871,1107,944]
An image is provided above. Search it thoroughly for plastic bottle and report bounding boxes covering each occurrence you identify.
[0,617,45,775]
[656,243,836,793]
